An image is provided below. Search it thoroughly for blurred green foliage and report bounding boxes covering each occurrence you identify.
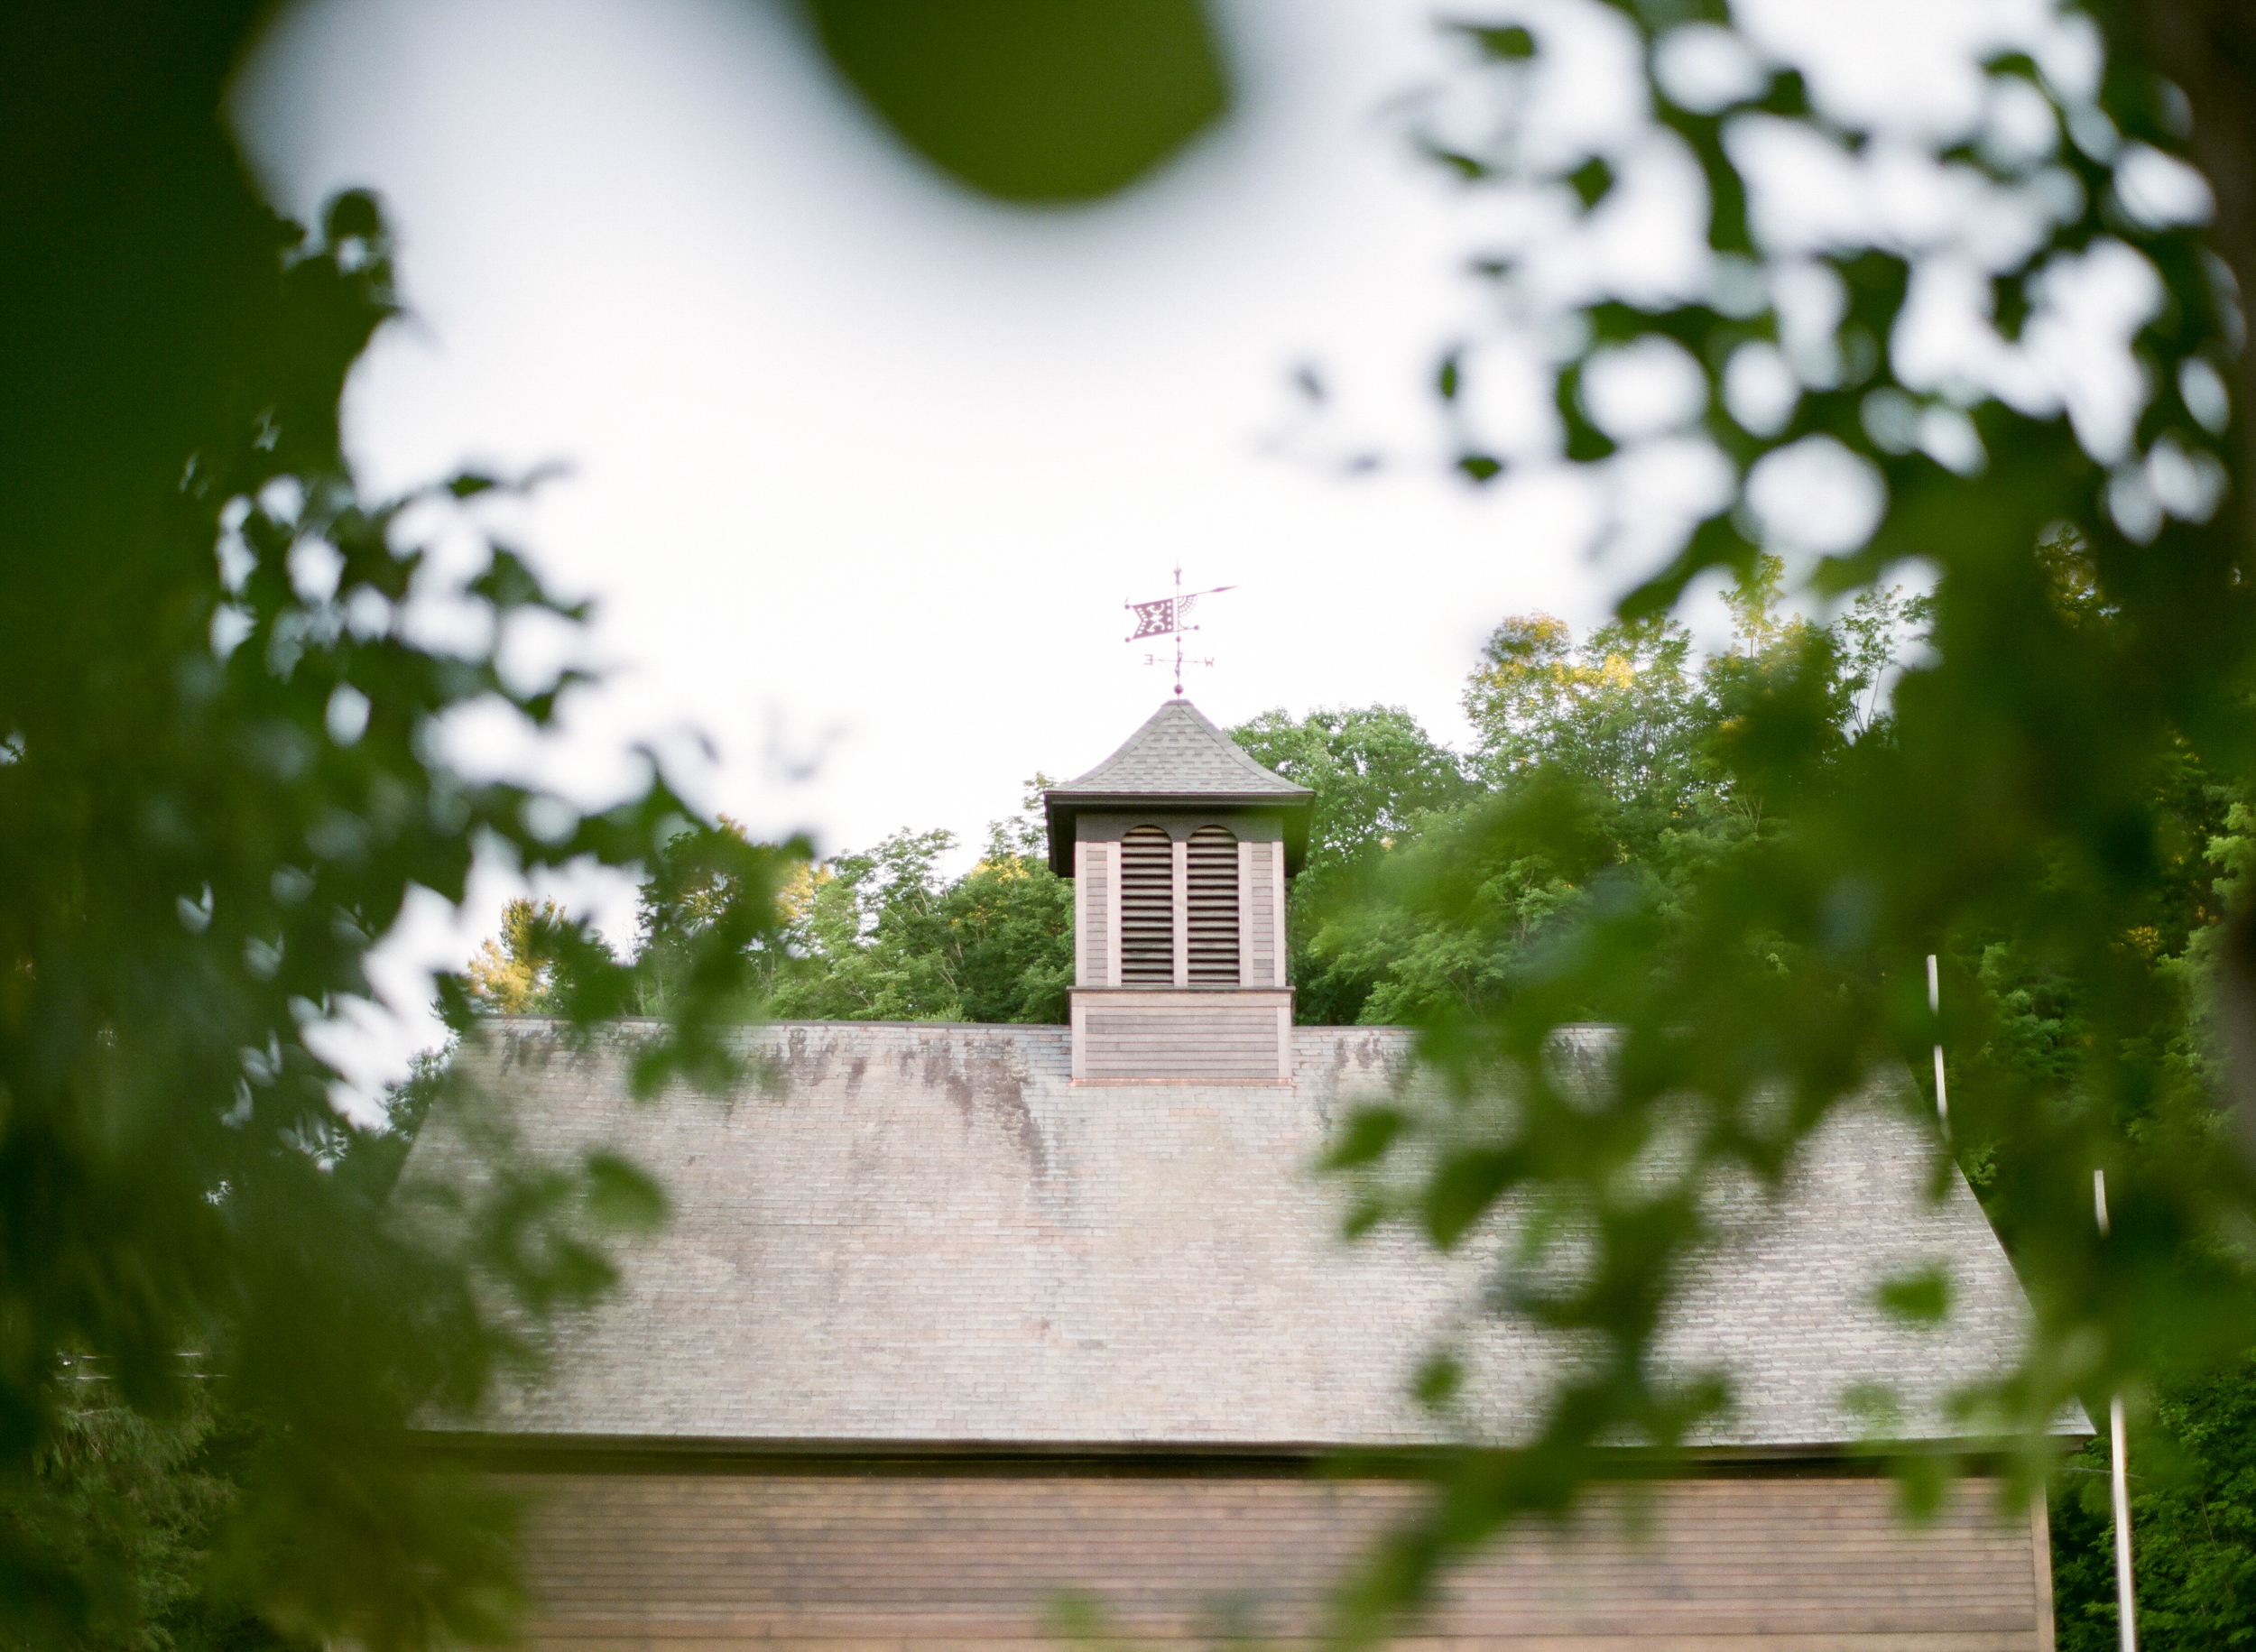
[10,1367,301,1652]
[805,0,1230,202]
[1309,0,2256,1638]
[0,171,787,1646]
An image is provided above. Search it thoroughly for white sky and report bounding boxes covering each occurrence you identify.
[229,0,2120,1103]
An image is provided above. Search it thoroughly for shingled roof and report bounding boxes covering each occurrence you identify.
[1044,699,1312,873]
[406,1020,2063,1454]
[1053,698,1312,798]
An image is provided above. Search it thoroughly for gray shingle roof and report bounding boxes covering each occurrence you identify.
[405,1020,2066,1453]
[1049,699,1311,800]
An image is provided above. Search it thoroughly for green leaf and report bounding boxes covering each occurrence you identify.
[1425,1149,1513,1249]
[1567,157,1615,209]
[582,1152,670,1235]
[1875,1268,1953,1324]
[1413,1353,1465,1409]
[1326,1106,1410,1169]
[805,0,1231,203]
[1464,23,1538,61]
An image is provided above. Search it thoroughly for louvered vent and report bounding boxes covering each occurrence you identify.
[1118,826,1176,984]
[1186,826,1240,985]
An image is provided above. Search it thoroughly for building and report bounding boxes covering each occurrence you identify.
[412,698,2072,1649]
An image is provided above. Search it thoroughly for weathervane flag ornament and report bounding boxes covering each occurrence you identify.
[1127,600,1175,641]
[1124,566,1234,695]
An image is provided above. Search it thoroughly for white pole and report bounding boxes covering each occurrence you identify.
[2095,1167,2136,1652]
[1927,955,1949,1135]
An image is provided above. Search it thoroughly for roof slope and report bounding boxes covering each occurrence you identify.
[405,1020,2054,1453]
[1049,698,1310,799]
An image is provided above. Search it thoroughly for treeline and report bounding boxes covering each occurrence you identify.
[462,559,1932,1033]
[1248,566,1924,1026]
[464,784,1074,1027]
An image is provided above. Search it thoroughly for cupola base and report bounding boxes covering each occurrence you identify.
[1069,987,1294,1084]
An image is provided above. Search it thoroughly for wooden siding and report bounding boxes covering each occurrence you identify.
[1076,842,1111,988]
[504,1462,2051,1652]
[1244,841,1277,987]
[1083,1000,1283,1082]
[1270,840,1286,981]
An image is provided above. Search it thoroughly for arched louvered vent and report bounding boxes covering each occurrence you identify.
[1118,826,1176,984]
[1186,825,1240,985]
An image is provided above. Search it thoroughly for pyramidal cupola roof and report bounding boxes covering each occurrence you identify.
[1044,699,1311,875]
[1051,698,1310,800]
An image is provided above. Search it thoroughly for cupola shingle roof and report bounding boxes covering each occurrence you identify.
[1044,698,1311,873]
[1053,698,1311,798]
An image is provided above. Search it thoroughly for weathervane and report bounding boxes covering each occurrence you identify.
[1124,566,1234,696]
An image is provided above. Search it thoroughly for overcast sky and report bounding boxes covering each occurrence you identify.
[228,0,2108,1101]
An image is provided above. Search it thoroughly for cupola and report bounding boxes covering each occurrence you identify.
[1045,700,1312,1084]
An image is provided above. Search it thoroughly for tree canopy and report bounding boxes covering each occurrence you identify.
[2054,1353,2256,1650]
[1229,706,1478,1025]
[664,789,1074,1027]
[463,788,1073,1029]
[761,817,1074,1026]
